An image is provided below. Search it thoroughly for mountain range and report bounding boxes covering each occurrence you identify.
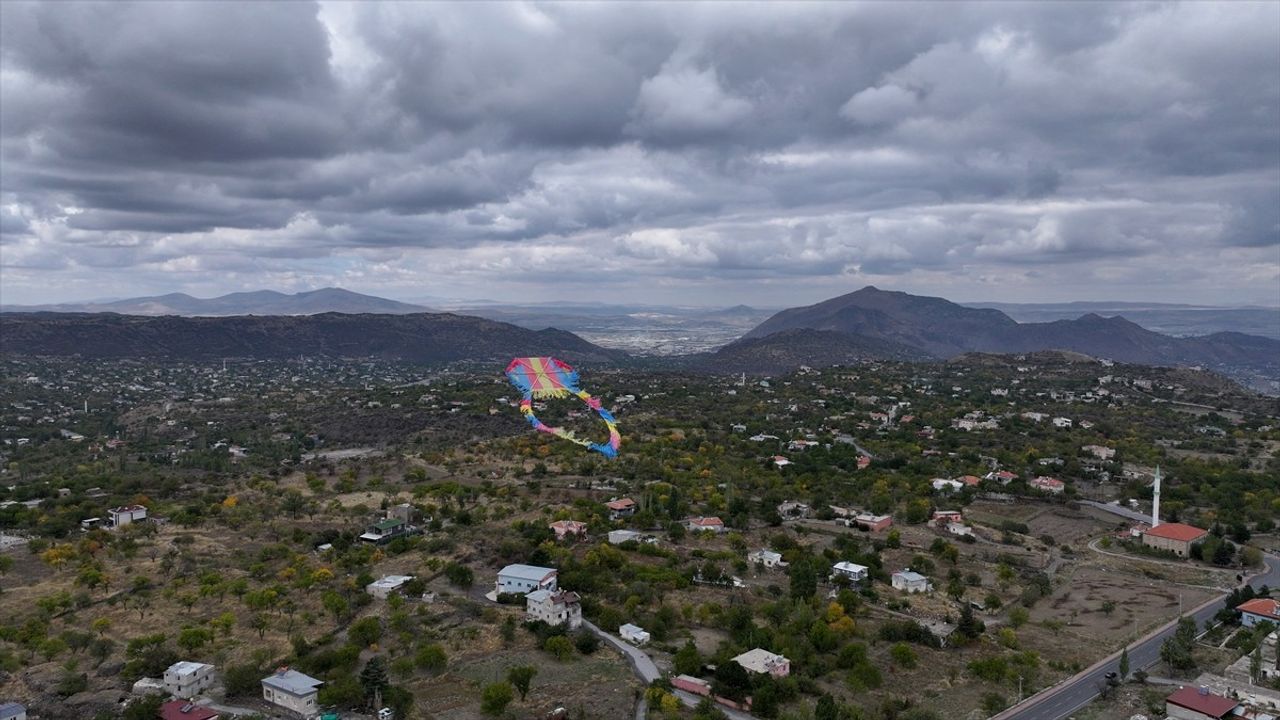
[2,288,430,316]
[0,312,624,364]
[2,286,1277,392]
[731,287,1279,389]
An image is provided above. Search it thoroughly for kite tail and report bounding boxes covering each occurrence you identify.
[530,388,571,400]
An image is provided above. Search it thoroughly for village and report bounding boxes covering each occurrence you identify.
[0,352,1277,720]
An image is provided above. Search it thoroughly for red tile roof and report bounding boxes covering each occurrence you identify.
[1237,598,1280,618]
[1165,686,1237,718]
[159,700,220,720]
[1144,523,1208,543]
[606,498,635,510]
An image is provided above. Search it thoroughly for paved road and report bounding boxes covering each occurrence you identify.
[1078,500,1150,523]
[991,503,1280,720]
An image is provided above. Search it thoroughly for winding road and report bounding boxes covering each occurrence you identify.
[583,619,758,720]
[991,503,1280,720]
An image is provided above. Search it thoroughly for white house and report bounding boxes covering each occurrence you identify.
[931,478,964,493]
[619,623,650,645]
[163,661,215,698]
[496,564,558,595]
[1082,444,1116,460]
[261,668,323,717]
[946,522,974,538]
[366,575,414,599]
[549,519,588,541]
[684,516,725,533]
[1030,476,1066,494]
[109,505,147,528]
[831,561,868,583]
[0,703,26,720]
[748,549,786,569]
[892,570,932,593]
[1052,417,1073,428]
[606,498,636,520]
[732,648,791,678]
[525,589,582,629]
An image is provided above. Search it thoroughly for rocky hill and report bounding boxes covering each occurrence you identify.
[0,312,626,364]
[692,328,934,374]
[742,287,1280,389]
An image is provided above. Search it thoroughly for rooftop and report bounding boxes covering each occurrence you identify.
[1165,686,1238,718]
[498,564,557,582]
[261,668,324,696]
[1237,598,1280,618]
[1144,522,1208,542]
[166,660,213,676]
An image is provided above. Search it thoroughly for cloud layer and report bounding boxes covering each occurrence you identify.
[1,1,1277,306]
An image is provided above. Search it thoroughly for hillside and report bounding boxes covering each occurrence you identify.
[699,328,934,374]
[2,287,430,316]
[0,312,626,364]
[743,287,1280,389]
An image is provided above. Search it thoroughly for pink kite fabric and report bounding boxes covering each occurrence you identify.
[505,357,620,458]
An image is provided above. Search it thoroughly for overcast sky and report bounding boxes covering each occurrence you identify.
[1,1,1278,307]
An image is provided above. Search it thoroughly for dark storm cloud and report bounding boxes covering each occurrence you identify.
[0,1,1277,305]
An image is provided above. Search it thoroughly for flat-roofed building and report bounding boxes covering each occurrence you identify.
[495,564,558,595]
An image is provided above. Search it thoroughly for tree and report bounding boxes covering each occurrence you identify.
[445,563,474,589]
[507,665,537,701]
[415,644,447,674]
[121,694,164,720]
[789,559,816,599]
[321,591,349,622]
[890,642,918,668]
[1160,616,1198,675]
[674,640,702,675]
[481,681,514,716]
[957,604,985,640]
[544,635,574,660]
[1250,644,1263,684]
[177,626,212,653]
[712,660,752,701]
[1119,645,1130,681]
[350,616,383,648]
[814,694,839,720]
[359,656,390,707]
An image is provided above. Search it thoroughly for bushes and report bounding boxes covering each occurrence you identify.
[877,620,941,648]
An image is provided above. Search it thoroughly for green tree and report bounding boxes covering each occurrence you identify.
[544,635,574,660]
[444,563,474,589]
[359,656,390,707]
[789,559,816,599]
[122,694,164,720]
[957,604,985,640]
[415,644,447,674]
[349,616,383,648]
[481,681,514,716]
[1250,644,1263,684]
[1119,646,1130,680]
[890,642,918,668]
[673,640,702,675]
[321,591,349,622]
[814,694,839,720]
[507,664,537,701]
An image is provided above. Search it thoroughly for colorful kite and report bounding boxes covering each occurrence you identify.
[504,356,620,458]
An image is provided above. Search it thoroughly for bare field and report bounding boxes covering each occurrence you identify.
[1027,565,1217,648]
